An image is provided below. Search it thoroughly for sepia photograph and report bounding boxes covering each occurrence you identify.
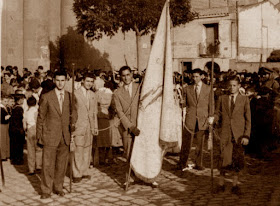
[0,0,280,205]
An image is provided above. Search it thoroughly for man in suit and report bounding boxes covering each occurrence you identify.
[72,72,98,183]
[213,75,251,195]
[36,70,77,199]
[179,68,213,171]
[114,66,140,160]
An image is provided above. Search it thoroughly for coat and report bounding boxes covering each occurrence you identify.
[183,83,212,131]
[113,82,140,132]
[36,89,77,147]
[72,87,98,144]
[215,94,251,143]
[215,94,251,168]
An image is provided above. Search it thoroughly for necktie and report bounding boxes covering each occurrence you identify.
[195,85,199,100]
[230,95,235,114]
[59,93,64,113]
[126,85,131,97]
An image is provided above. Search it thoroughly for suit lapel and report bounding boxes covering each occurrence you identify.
[223,95,230,117]
[62,91,69,115]
[232,94,242,114]
[121,85,132,103]
[189,85,197,104]
[77,88,89,110]
[131,82,138,100]
[197,83,206,102]
[50,90,62,116]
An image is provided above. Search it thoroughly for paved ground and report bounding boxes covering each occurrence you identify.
[0,147,280,206]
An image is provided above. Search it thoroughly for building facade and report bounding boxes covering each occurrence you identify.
[1,0,280,73]
[1,0,76,73]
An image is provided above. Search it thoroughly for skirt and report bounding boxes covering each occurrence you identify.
[0,124,10,159]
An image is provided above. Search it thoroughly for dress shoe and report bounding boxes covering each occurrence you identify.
[53,190,65,197]
[213,185,225,194]
[73,177,82,183]
[231,186,242,195]
[193,165,205,171]
[40,193,51,199]
[151,181,159,188]
[28,172,35,176]
[123,177,135,186]
[82,175,91,180]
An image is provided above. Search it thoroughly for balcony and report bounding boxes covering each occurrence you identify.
[199,42,220,58]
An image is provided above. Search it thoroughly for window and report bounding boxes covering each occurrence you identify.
[204,23,219,48]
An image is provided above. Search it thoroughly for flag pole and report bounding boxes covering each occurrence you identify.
[208,42,217,192]
[210,54,214,191]
[69,63,75,193]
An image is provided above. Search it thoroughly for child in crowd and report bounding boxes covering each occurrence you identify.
[23,96,42,175]
[213,76,251,195]
[9,90,26,165]
[0,94,11,160]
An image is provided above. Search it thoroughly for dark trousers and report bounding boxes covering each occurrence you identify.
[41,137,69,195]
[9,132,25,164]
[180,122,205,168]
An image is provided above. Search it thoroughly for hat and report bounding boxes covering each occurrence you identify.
[29,78,41,89]
[263,67,273,74]
[12,89,26,99]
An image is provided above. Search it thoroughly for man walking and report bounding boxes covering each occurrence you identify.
[72,72,98,183]
[179,68,213,171]
[37,70,77,199]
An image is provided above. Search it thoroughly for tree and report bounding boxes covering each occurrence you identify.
[73,0,196,70]
[49,27,112,71]
[267,50,280,62]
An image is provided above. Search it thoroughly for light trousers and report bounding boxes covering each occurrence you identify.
[26,125,42,173]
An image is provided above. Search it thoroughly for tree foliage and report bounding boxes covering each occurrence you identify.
[49,27,112,71]
[73,0,196,39]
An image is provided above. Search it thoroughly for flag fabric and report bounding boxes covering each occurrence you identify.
[130,0,181,182]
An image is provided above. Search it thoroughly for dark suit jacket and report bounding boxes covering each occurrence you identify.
[113,82,140,132]
[215,94,251,143]
[36,89,77,147]
[183,83,212,131]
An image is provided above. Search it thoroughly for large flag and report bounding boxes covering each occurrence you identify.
[130,0,181,182]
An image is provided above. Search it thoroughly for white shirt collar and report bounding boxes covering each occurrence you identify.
[195,81,202,87]
[229,93,239,103]
[124,82,133,96]
[55,88,65,98]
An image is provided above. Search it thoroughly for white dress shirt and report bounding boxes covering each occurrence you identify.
[55,88,64,112]
[194,81,202,96]
[124,82,133,97]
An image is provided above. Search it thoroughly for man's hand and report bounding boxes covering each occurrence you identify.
[93,128,98,136]
[208,116,214,125]
[70,124,75,133]
[241,138,249,145]
[130,126,140,136]
[37,141,43,149]
[5,115,11,120]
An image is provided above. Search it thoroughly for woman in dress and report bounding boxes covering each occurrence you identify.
[0,94,11,160]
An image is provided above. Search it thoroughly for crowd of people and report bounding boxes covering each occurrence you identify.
[1,64,280,197]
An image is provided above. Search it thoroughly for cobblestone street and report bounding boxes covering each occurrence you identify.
[0,148,280,206]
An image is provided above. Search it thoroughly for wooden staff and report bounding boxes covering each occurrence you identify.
[0,149,5,188]
[69,63,76,193]
[209,54,214,191]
